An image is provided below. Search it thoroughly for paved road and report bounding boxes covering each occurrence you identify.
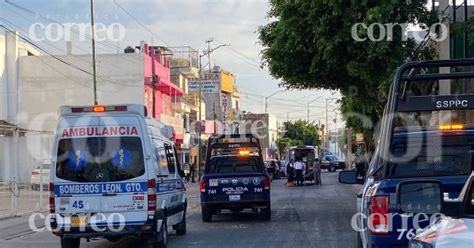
[0,172,361,248]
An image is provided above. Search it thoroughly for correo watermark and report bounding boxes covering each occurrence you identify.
[351,22,448,42]
[28,22,126,42]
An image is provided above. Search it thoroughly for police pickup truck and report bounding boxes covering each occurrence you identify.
[200,134,271,222]
[340,59,474,248]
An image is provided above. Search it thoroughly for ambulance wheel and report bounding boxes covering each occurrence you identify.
[155,219,168,248]
[260,203,271,221]
[174,210,186,235]
[60,237,80,248]
[201,204,213,222]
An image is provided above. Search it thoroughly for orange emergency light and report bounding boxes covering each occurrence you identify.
[93,105,106,112]
[238,150,250,156]
[439,124,464,131]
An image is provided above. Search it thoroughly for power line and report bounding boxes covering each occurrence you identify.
[112,0,168,46]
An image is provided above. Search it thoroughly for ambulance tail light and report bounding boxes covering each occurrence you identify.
[264,176,271,190]
[32,171,40,176]
[369,196,389,235]
[49,182,55,214]
[147,179,157,212]
[199,179,206,193]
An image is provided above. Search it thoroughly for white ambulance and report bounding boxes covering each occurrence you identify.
[49,104,187,248]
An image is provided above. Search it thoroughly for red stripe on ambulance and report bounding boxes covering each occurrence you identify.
[61,126,139,138]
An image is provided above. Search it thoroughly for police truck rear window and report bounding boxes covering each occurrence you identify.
[208,156,263,174]
[56,137,145,182]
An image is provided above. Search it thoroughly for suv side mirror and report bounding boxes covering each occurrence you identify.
[339,170,358,184]
[396,180,443,215]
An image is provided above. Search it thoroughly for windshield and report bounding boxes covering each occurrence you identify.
[55,137,145,182]
[207,156,263,174]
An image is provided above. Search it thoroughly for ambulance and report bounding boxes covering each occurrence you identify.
[49,104,187,248]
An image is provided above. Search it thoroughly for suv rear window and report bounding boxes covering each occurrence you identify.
[56,137,145,182]
[207,156,263,174]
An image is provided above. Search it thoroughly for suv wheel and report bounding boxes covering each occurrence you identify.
[60,237,80,248]
[260,203,271,221]
[201,204,213,222]
[174,211,187,235]
[329,165,337,172]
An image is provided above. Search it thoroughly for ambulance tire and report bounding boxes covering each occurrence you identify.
[60,237,80,248]
[260,203,271,221]
[174,210,186,235]
[155,219,168,248]
[201,204,213,222]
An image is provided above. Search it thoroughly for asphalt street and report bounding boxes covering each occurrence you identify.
[0,172,361,248]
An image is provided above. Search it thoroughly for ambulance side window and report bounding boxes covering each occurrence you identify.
[164,143,176,175]
[153,138,169,176]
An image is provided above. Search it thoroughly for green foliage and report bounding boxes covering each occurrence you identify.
[259,0,438,145]
[276,120,321,155]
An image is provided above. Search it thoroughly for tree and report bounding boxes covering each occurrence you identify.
[276,120,321,156]
[259,0,438,149]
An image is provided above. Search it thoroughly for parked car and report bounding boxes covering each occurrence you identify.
[30,161,50,190]
[320,155,345,172]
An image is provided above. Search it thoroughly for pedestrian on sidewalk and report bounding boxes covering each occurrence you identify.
[294,158,305,186]
[313,158,322,185]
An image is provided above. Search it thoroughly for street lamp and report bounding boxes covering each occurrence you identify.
[306,96,324,121]
[325,98,338,149]
[264,89,286,113]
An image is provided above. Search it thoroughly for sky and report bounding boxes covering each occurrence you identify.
[0,0,341,126]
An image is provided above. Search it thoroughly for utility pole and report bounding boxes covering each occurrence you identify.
[197,40,228,175]
[90,0,98,105]
[206,38,214,77]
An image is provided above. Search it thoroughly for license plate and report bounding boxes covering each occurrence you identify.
[229,195,240,202]
[70,215,88,227]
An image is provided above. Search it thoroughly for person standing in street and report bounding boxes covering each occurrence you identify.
[286,159,295,187]
[190,159,196,183]
[313,158,322,185]
[294,158,305,186]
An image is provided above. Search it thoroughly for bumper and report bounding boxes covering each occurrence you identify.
[203,201,270,210]
[52,212,164,239]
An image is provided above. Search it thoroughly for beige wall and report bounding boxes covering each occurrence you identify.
[18,53,145,131]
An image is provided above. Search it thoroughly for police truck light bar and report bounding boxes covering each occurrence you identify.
[439,124,464,131]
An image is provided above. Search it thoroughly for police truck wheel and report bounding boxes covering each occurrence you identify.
[260,203,271,221]
[329,166,336,172]
[60,237,80,248]
[201,204,213,222]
